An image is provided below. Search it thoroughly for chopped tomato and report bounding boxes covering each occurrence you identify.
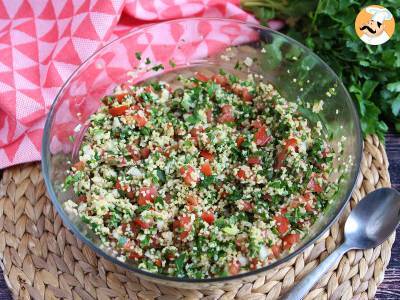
[127,191,135,200]
[140,147,150,159]
[242,201,253,212]
[138,185,157,206]
[109,105,128,116]
[195,72,208,82]
[248,156,261,165]
[242,88,253,102]
[129,252,143,259]
[274,215,289,235]
[251,120,263,129]
[201,211,215,224]
[173,215,192,240]
[115,93,128,103]
[249,258,259,270]
[308,177,323,193]
[237,168,247,179]
[134,218,150,229]
[133,114,147,127]
[212,74,228,86]
[280,207,288,214]
[228,261,240,275]
[218,105,235,123]
[114,180,122,190]
[274,150,286,169]
[73,161,85,171]
[284,138,298,152]
[77,195,87,203]
[200,162,212,176]
[154,259,162,267]
[206,109,213,123]
[236,136,245,147]
[179,165,199,185]
[254,126,271,146]
[305,203,313,212]
[190,127,203,144]
[282,233,300,250]
[200,150,214,161]
[271,245,281,258]
[166,253,175,260]
[322,148,329,158]
[186,195,198,206]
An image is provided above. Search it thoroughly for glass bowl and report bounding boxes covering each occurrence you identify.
[42,18,362,289]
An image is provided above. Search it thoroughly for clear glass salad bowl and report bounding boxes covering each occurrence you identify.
[42,18,362,289]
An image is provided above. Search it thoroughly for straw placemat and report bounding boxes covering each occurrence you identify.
[0,134,394,300]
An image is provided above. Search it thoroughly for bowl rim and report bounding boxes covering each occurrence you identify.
[42,17,363,284]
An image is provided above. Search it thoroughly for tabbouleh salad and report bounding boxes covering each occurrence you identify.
[63,70,339,278]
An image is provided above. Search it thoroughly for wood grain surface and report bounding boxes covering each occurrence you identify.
[0,131,398,299]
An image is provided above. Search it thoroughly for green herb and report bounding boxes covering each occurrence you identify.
[68,135,75,143]
[152,64,165,71]
[135,52,142,60]
[175,253,186,276]
[145,57,151,64]
[136,204,152,213]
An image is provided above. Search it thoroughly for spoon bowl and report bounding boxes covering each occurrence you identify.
[345,188,400,249]
[284,187,400,300]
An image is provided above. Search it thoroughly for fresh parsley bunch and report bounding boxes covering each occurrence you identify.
[242,0,400,139]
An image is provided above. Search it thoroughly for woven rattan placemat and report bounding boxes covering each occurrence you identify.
[0,134,394,300]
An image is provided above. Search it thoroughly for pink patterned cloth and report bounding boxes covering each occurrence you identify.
[0,0,257,169]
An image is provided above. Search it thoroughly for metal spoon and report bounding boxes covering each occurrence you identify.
[283,188,400,300]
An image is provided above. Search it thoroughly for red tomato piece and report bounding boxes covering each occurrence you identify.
[212,74,228,86]
[308,177,323,193]
[134,218,150,229]
[154,259,162,267]
[179,165,198,185]
[282,233,300,250]
[271,245,281,258]
[228,261,240,275]
[251,120,264,129]
[237,168,247,179]
[195,72,208,82]
[274,215,289,235]
[274,150,286,170]
[200,162,212,176]
[77,195,87,203]
[129,252,143,259]
[285,138,297,149]
[249,258,259,270]
[186,195,198,206]
[138,185,157,206]
[254,126,271,146]
[242,201,253,212]
[115,93,128,103]
[73,161,85,171]
[236,136,245,147]
[201,211,215,224]
[242,88,253,102]
[248,156,261,165]
[305,203,313,212]
[133,114,147,127]
[140,147,150,159]
[218,105,235,123]
[206,109,213,123]
[109,105,128,116]
[200,150,214,161]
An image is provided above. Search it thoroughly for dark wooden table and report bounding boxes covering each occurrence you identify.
[0,132,399,299]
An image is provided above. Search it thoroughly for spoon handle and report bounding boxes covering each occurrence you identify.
[282,242,351,300]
